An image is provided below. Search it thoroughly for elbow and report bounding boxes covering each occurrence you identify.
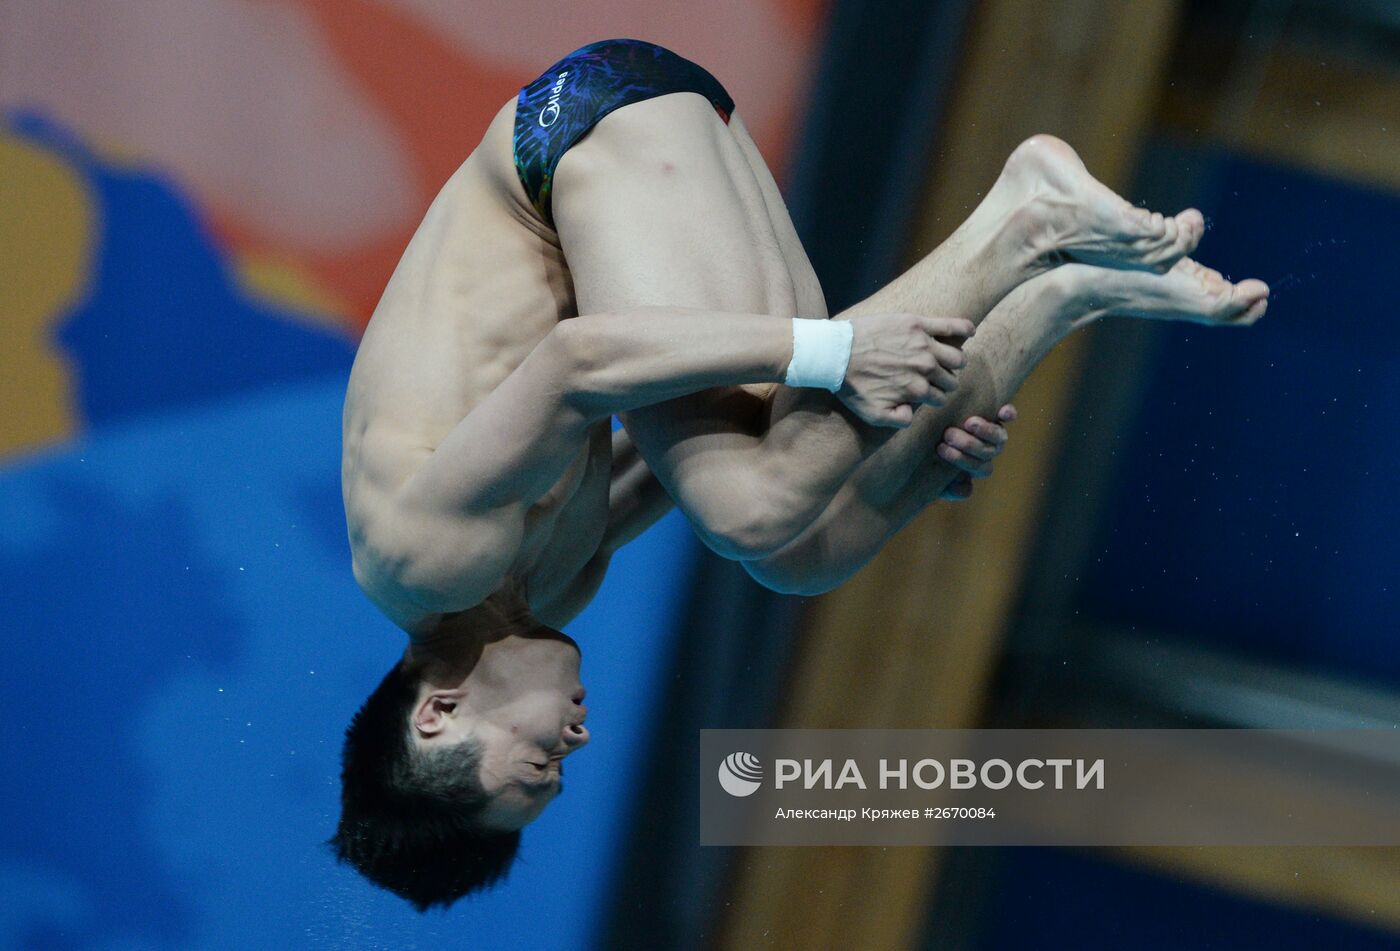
[353,542,445,611]
[390,556,492,614]
[353,523,510,616]
[547,318,610,416]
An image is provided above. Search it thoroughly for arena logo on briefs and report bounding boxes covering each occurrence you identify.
[539,70,570,128]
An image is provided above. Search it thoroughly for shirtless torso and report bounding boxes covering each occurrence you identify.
[343,39,1261,643]
[343,95,824,636]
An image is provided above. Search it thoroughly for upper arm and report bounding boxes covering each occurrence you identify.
[355,328,593,613]
[394,328,591,517]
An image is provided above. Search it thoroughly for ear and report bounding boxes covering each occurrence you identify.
[412,686,467,737]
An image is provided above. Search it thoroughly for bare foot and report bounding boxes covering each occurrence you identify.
[996,135,1205,274]
[1064,257,1270,327]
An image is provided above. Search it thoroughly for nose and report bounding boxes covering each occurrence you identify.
[563,721,589,749]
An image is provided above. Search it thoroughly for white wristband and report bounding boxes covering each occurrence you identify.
[784,318,854,392]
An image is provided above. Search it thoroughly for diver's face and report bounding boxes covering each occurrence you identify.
[412,627,588,830]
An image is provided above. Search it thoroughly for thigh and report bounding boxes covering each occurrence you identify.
[725,110,829,321]
[556,93,804,318]
[553,92,825,501]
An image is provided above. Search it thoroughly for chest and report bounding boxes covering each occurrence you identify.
[515,423,613,580]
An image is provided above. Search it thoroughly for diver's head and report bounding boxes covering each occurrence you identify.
[329,600,587,910]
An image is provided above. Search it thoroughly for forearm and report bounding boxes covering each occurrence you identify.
[561,307,794,416]
[401,308,790,508]
[572,308,888,562]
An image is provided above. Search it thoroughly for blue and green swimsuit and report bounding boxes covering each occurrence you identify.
[513,38,735,226]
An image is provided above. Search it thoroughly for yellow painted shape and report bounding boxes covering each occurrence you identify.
[233,253,356,336]
[0,132,93,457]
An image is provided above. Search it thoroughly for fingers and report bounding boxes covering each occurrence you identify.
[937,441,992,477]
[883,403,915,428]
[931,338,967,370]
[916,338,967,404]
[902,360,957,408]
[945,417,1006,457]
[922,363,960,400]
[919,316,975,340]
[963,415,1009,447]
[849,398,915,429]
[937,411,1015,476]
[941,429,995,462]
[892,315,975,408]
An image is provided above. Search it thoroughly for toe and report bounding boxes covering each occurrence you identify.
[1227,297,1268,326]
[1176,257,1207,280]
[1222,278,1269,323]
[1238,278,1270,301]
[1122,204,1155,235]
[1179,209,1205,245]
[1138,211,1199,271]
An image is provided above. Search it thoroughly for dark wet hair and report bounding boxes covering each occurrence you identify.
[327,658,521,911]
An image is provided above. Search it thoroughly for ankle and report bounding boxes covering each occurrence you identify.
[996,199,1058,280]
[1045,265,1115,331]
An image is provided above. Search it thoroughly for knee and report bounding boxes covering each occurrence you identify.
[692,477,811,563]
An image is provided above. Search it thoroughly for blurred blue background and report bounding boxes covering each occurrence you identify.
[0,2,823,947]
[0,112,702,948]
[5,0,1400,948]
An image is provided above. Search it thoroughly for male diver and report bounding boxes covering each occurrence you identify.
[331,39,1268,909]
